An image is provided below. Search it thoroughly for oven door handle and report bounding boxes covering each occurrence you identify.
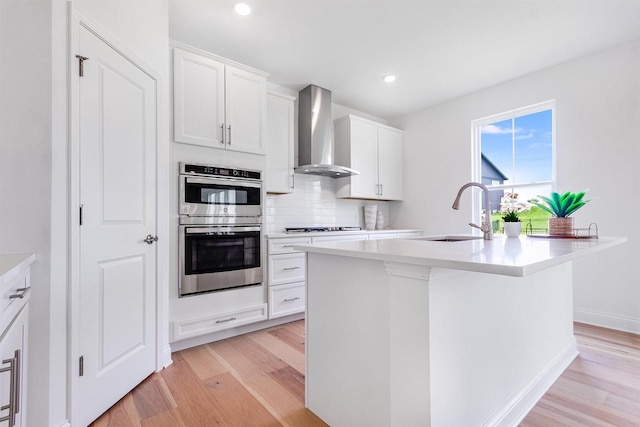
[184,176,262,189]
[186,226,261,234]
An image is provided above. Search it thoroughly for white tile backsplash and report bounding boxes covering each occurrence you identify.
[265,174,390,233]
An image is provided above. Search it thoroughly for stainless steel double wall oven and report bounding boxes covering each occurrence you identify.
[179,162,263,297]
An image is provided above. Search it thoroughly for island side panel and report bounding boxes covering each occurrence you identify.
[428,262,578,426]
[305,253,433,427]
[386,262,432,426]
[305,253,392,426]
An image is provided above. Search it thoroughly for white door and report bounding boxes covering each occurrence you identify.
[77,25,157,426]
[377,126,403,200]
[225,65,267,155]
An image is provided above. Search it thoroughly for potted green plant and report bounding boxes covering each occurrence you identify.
[529,191,589,236]
[501,209,522,238]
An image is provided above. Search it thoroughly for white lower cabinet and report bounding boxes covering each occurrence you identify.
[0,254,33,427]
[269,282,306,319]
[269,253,306,286]
[268,237,311,255]
[172,303,268,341]
[267,237,308,319]
[0,304,28,427]
[266,231,422,319]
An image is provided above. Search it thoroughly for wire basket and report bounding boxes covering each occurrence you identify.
[526,222,598,239]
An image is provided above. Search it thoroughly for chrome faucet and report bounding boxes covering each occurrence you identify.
[452,182,493,240]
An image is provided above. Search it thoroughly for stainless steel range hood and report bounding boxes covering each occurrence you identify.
[295,85,359,178]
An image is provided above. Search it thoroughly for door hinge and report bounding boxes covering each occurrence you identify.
[75,55,89,77]
[79,204,84,226]
[79,355,84,376]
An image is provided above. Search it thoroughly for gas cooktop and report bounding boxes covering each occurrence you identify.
[285,226,362,234]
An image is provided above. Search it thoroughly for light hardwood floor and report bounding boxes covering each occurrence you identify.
[90,321,640,427]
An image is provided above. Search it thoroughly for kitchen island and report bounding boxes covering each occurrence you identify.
[295,235,625,427]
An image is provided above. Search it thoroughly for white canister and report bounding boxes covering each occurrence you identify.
[364,205,377,230]
[376,210,384,230]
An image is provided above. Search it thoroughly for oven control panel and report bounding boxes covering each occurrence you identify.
[181,162,261,181]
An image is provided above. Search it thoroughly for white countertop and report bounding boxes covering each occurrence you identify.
[294,235,626,277]
[266,229,422,238]
[0,253,36,282]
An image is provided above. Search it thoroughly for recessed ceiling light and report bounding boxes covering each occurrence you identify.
[383,75,396,83]
[234,3,251,16]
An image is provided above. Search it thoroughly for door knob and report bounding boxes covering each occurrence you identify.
[143,234,159,244]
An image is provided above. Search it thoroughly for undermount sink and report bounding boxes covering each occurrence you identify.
[415,235,483,242]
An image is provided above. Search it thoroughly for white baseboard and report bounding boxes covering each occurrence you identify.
[485,338,578,427]
[574,308,640,334]
[170,312,305,352]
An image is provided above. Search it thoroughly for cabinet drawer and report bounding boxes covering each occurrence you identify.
[269,253,306,286]
[268,237,311,254]
[172,303,267,341]
[269,282,305,319]
[1,270,30,322]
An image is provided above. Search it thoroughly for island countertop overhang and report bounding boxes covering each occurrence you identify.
[293,235,627,277]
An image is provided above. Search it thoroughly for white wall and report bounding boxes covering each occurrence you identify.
[1,1,52,426]
[391,39,640,333]
[50,1,170,425]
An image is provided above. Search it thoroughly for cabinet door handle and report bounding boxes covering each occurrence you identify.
[227,124,232,144]
[290,173,295,189]
[283,297,301,302]
[215,316,237,324]
[13,350,20,415]
[220,123,225,144]
[380,184,383,197]
[9,287,30,299]
[0,355,16,425]
[283,266,301,271]
[282,245,294,248]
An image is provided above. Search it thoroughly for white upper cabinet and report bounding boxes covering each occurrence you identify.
[335,115,403,201]
[224,66,267,154]
[266,92,296,193]
[173,46,267,155]
[173,49,225,147]
[377,126,403,200]
[347,118,378,199]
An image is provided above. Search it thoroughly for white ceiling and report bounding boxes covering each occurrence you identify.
[169,1,640,119]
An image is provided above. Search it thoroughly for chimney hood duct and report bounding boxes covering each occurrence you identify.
[295,85,359,178]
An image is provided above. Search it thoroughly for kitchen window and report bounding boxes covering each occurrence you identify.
[472,101,555,234]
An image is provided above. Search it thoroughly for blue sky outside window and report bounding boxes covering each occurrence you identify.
[481,109,553,186]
